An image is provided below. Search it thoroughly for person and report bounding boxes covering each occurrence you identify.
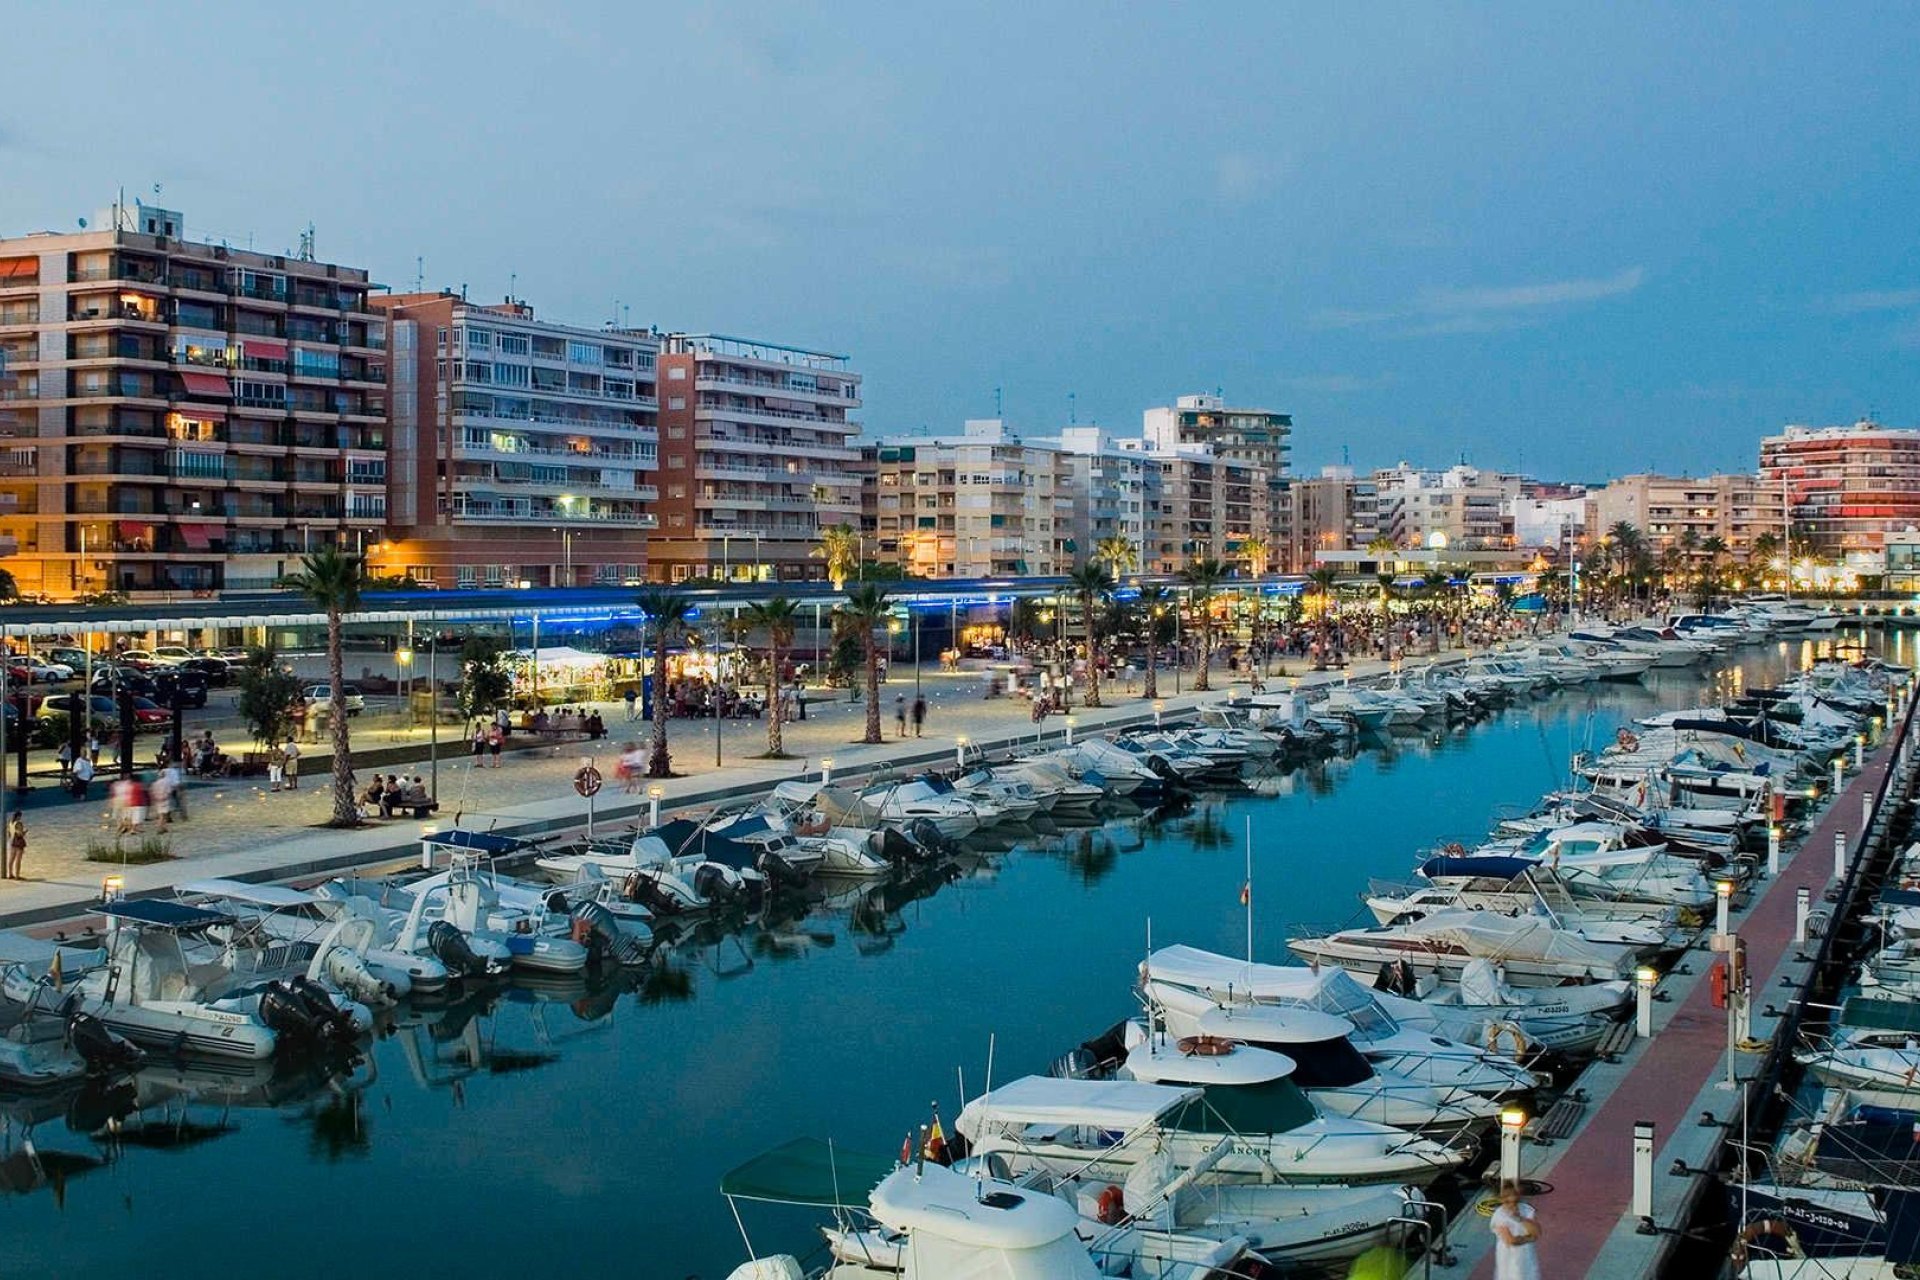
[487,721,504,767]
[71,753,94,801]
[55,739,73,782]
[405,775,430,806]
[894,694,908,739]
[1490,1181,1541,1280]
[163,758,187,821]
[361,776,386,816]
[911,695,927,737]
[150,767,174,828]
[5,812,22,880]
[381,775,403,818]
[86,731,101,767]
[281,737,300,790]
[623,687,639,722]
[113,774,148,835]
[267,743,285,791]
[585,710,605,740]
[471,723,487,762]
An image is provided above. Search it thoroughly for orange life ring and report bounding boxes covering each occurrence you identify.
[1177,1035,1237,1057]
[1729,1218,1801,1268]
[1616,728,1640,752]
[1443,842,1468,858]
[1096,1184,1127,1225]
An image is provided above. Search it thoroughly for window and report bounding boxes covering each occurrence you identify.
[567,341,603,366]
[668,396,686,410]
[668,455,685,468]
[667,366,687,381]
[493,362,530,387]
[464,328,493,350]
[668,484,686,498]
[496,333,530,356]
[295,348,341,379]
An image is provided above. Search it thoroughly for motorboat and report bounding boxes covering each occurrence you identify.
[312,878,513,981]
[1286,907,1641,987]
[1322,684,1427,729]
[1364,860,1688,956]
[178,878,450,997]
[948,768,1046,820]
[859,777,988,838]
[996,759,1108,813]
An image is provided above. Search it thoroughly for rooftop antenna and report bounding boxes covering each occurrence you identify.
[994,386,1002,417]
[1342,443,1351,466]
[508,271,517,301]
[297,223,315,262]
[1069,391,1077,424]
[414,256,425,293]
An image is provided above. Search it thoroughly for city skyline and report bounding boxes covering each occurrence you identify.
[3,4,1916,478]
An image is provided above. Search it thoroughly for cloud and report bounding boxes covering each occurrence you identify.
[1273,372,1395,393]
[1312,267,1646,336]
[1825,287,1920,314]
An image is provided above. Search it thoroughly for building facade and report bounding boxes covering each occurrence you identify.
[1285,466,1381,569]
[0,201,387,596]
[1760,421,1920,558]
[647,335,861,583]
[1142,392,1291,476]
[1590,472,1785,561]
[1373,463,1517,550]
[369,292,658,589]
[864,420,1070,578]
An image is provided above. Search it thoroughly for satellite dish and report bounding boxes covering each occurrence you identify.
[76,217,87,228]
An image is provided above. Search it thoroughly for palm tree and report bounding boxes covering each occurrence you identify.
[1308,566,1340,669]
[813,523,862,590]
[1699,535,1729,608]
[282,546,364,827]
[837,584,892,744]
[744,596,800,757]
[1749,531,1780,588]
[1094,535,1139,578]
[1240,535,1271,579]
[1375,571,1396,661]
[1178,557,1226,692]
[634,589,693,777]
[1138,585,1173,700]
[1067,561,1114,707]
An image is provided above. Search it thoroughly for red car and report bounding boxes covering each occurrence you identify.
[127,696,171,728]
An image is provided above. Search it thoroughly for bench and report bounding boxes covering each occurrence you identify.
[373,799,439,820]
[1533,1090,1589,1144]
[1595,1018,1637,1063]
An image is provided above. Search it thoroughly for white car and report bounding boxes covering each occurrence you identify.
[20,659,73,683]
[149,646,198,666]
[302,683,366,716]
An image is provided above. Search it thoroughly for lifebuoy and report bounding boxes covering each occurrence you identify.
[1177,1035,1236,1057]
[1484,1020,1529,1060]
[1096,1184,1127,1225]
[1729,1218,1801,1267]
[1616,728,1640,752]
[1443,841,1468,858]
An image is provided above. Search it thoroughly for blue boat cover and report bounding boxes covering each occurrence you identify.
[422,828,527,854]
[98,899,232,929]
[1418,855,1537,880]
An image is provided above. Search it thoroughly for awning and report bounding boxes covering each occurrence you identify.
[96,899,232,930]
[244,339,288,360]
[0,258,36,281]
[719,1138,896,1208]
[116,520,148,540]
[199,522,226,543]
[179,525,211,550]
[178,371,232,398]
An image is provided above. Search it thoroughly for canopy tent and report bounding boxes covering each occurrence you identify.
[958,1076,1198,1131]
[98,899,232,929]
[719,1137,897,1208]
[177,878,319,908]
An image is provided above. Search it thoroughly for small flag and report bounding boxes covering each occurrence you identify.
[48,952,62,989]
[1239,881,1251,907]
[924,1116,950,1167]
[900,1131,914,1166]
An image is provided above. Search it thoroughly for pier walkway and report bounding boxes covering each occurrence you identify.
[1451,715,1911,1279]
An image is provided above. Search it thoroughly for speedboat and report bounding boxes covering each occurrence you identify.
[178,878,449,997]
[859,777,988,838]
[1286,907,1640,987]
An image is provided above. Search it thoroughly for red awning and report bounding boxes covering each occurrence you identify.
[177,371,232,398]
[116,521,147,540]
[0,258,36,281]
[199,522,226,543]
[178,525,211,550]
[244,339,288,360]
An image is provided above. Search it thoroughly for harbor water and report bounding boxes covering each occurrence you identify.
[2,633,1897,1278]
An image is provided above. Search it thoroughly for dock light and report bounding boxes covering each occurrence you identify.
[647,784,663,826]
[1153,699,1166,727]
[1767,825,1781,877]
[955,735,968,769]
[1715,880,1733,938]
[100,875,124,903]
[1065,715,1078,745]
[1856,734,1867,769]
[1498,1108,1526,1188]
[1636,967,1658,1038]
[1835,830,1848,881]
[820,757,834,786]
[1632,1121,1657,1224]
[1833,757,1845,794]
[1795,886,1812,943]
[397,647,414,666]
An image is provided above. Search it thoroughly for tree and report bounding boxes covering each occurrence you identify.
[456,635,513,722]
[1094,535,1139,578]
[235,646,303,750]
[1376,571,1397,660]
[0,566,17,602]
[1749,531,1780,588]
[282,546,364,828]
[1307,567,1340,668]
[1137,585,1175,700]
[1698,535,1729,608]
[1240,536,1271,578]
[744,596,800,757]
[635,589,693,778]
[1538,567,1565,613]
[1178,557,1226,692]
[836,584,892,744]
[1067,561,1114,707]
[813,523,862,590]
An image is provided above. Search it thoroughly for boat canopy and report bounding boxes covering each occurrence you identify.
[869,1163,1085,1253]
[962,1076,1199,1130]
[1382,908,1622,968]
[719,1137,897,1208]
[1125,1040,1297,1086]
[1190,1002,1356,1045]
[423,828,529,855]
[1144,945,1317,999]
[1840,996,1920,1036]
[177,878,318,908]
[1418,855,1537,881]
[98,899,231,929]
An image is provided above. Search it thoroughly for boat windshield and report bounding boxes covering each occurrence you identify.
[1258,1035,1373,1088]
[1168,1079,1317,1136]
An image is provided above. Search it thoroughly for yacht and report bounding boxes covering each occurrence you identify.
[1286,907,1640,987]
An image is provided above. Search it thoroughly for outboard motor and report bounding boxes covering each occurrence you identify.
[257,980,322,1043]
[1079,1021,1130,1074]
[289,976,361,1041]
[1049,1047,1099,1080]
[907,818,956,858]
[570,900,648,967]
[754,849,808,891]
[66,1010,145,1075]
[322,946,399,1005]
[427,919,499,978]
[692,862,743,907]
[1145,755,1187,793]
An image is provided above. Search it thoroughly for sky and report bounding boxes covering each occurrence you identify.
[3,2,1916,479]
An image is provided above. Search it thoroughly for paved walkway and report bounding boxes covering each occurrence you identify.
[1460,724,1905,1280]
[0,645,1489,927]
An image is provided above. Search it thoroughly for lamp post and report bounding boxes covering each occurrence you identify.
[1636,966,1656,1037]
[1498,1107,1526,1189]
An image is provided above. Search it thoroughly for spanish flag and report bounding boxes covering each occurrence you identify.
[924,1116,951,1166]
[1239,881,1251,907]
[900,1131,914,1166]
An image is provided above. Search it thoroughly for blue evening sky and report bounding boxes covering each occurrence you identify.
[2,3,1914,479]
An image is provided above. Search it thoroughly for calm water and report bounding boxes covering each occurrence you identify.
[2,632,1901,1279]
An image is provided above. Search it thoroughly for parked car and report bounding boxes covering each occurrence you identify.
[35,694,119,733]
[148,646,198,666]
[126,696,171,729]
[45,647,92,670]
[91,666,157,698]
[302,683,366,716]
[151,669,209,709]
[178,656,231,686]
[114,649,162,669]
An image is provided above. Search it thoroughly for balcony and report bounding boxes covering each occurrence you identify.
[449,498,658,529]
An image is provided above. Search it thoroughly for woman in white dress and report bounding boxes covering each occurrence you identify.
[1490,1181,1542,1280]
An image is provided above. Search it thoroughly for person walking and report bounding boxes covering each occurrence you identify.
[623,687,639,722]
[487,721,504,768]
[1490,1181,1542,1280]
[894,694,907,740]
[163,757,187,821]
[71,753,94,801]
[281,737,301,790]
[911,695,926,738]
[86,731,101,767]
[150,767,175,828]
[55,740,73,782]
[5,812,23,880]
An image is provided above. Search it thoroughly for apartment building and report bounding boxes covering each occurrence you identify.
[648,335,861,583]
[1760,420,1920,558]
[1286,466,1381,568]
[864,420,1069,578]
[1142,392,1291,476]
[1373,463,1516,550]
[0,200,387,596]
[1590,472,1785,560]
[1130,443,1273,573]
[369,292,657,589]
[1050,426,1153,571]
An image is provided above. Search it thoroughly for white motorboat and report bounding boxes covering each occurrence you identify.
[1287,907,1640,987]
[179,878,449,997]
[313,878,513,980]
[949,768,1047,819]
[859,778,988,838]
[997,759,1106,812]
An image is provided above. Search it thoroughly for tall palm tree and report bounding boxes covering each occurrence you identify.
[1307,566,1340,668]
[1699,535,1729,608]
[837,584,892,744]
[1067,561,1114,707]
[1749,531,1780,588]
[634,589,692,777]
[1138,585,1173,700]
[744,596,800,757]
[1375,570,1396,661]
[1240,535,1271,578]
[1178,557,1226,692]
[1094,534,1139,578]
[282,546,364,827]
[813,523,862,590]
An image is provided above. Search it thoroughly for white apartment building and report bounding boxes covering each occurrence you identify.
[864,419,1069,578]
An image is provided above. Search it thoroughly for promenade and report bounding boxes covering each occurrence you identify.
[0,647,1463,928]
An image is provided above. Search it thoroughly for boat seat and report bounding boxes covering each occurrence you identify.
[1534,1093,1587,1144]
[1595,1019,1637,1063]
